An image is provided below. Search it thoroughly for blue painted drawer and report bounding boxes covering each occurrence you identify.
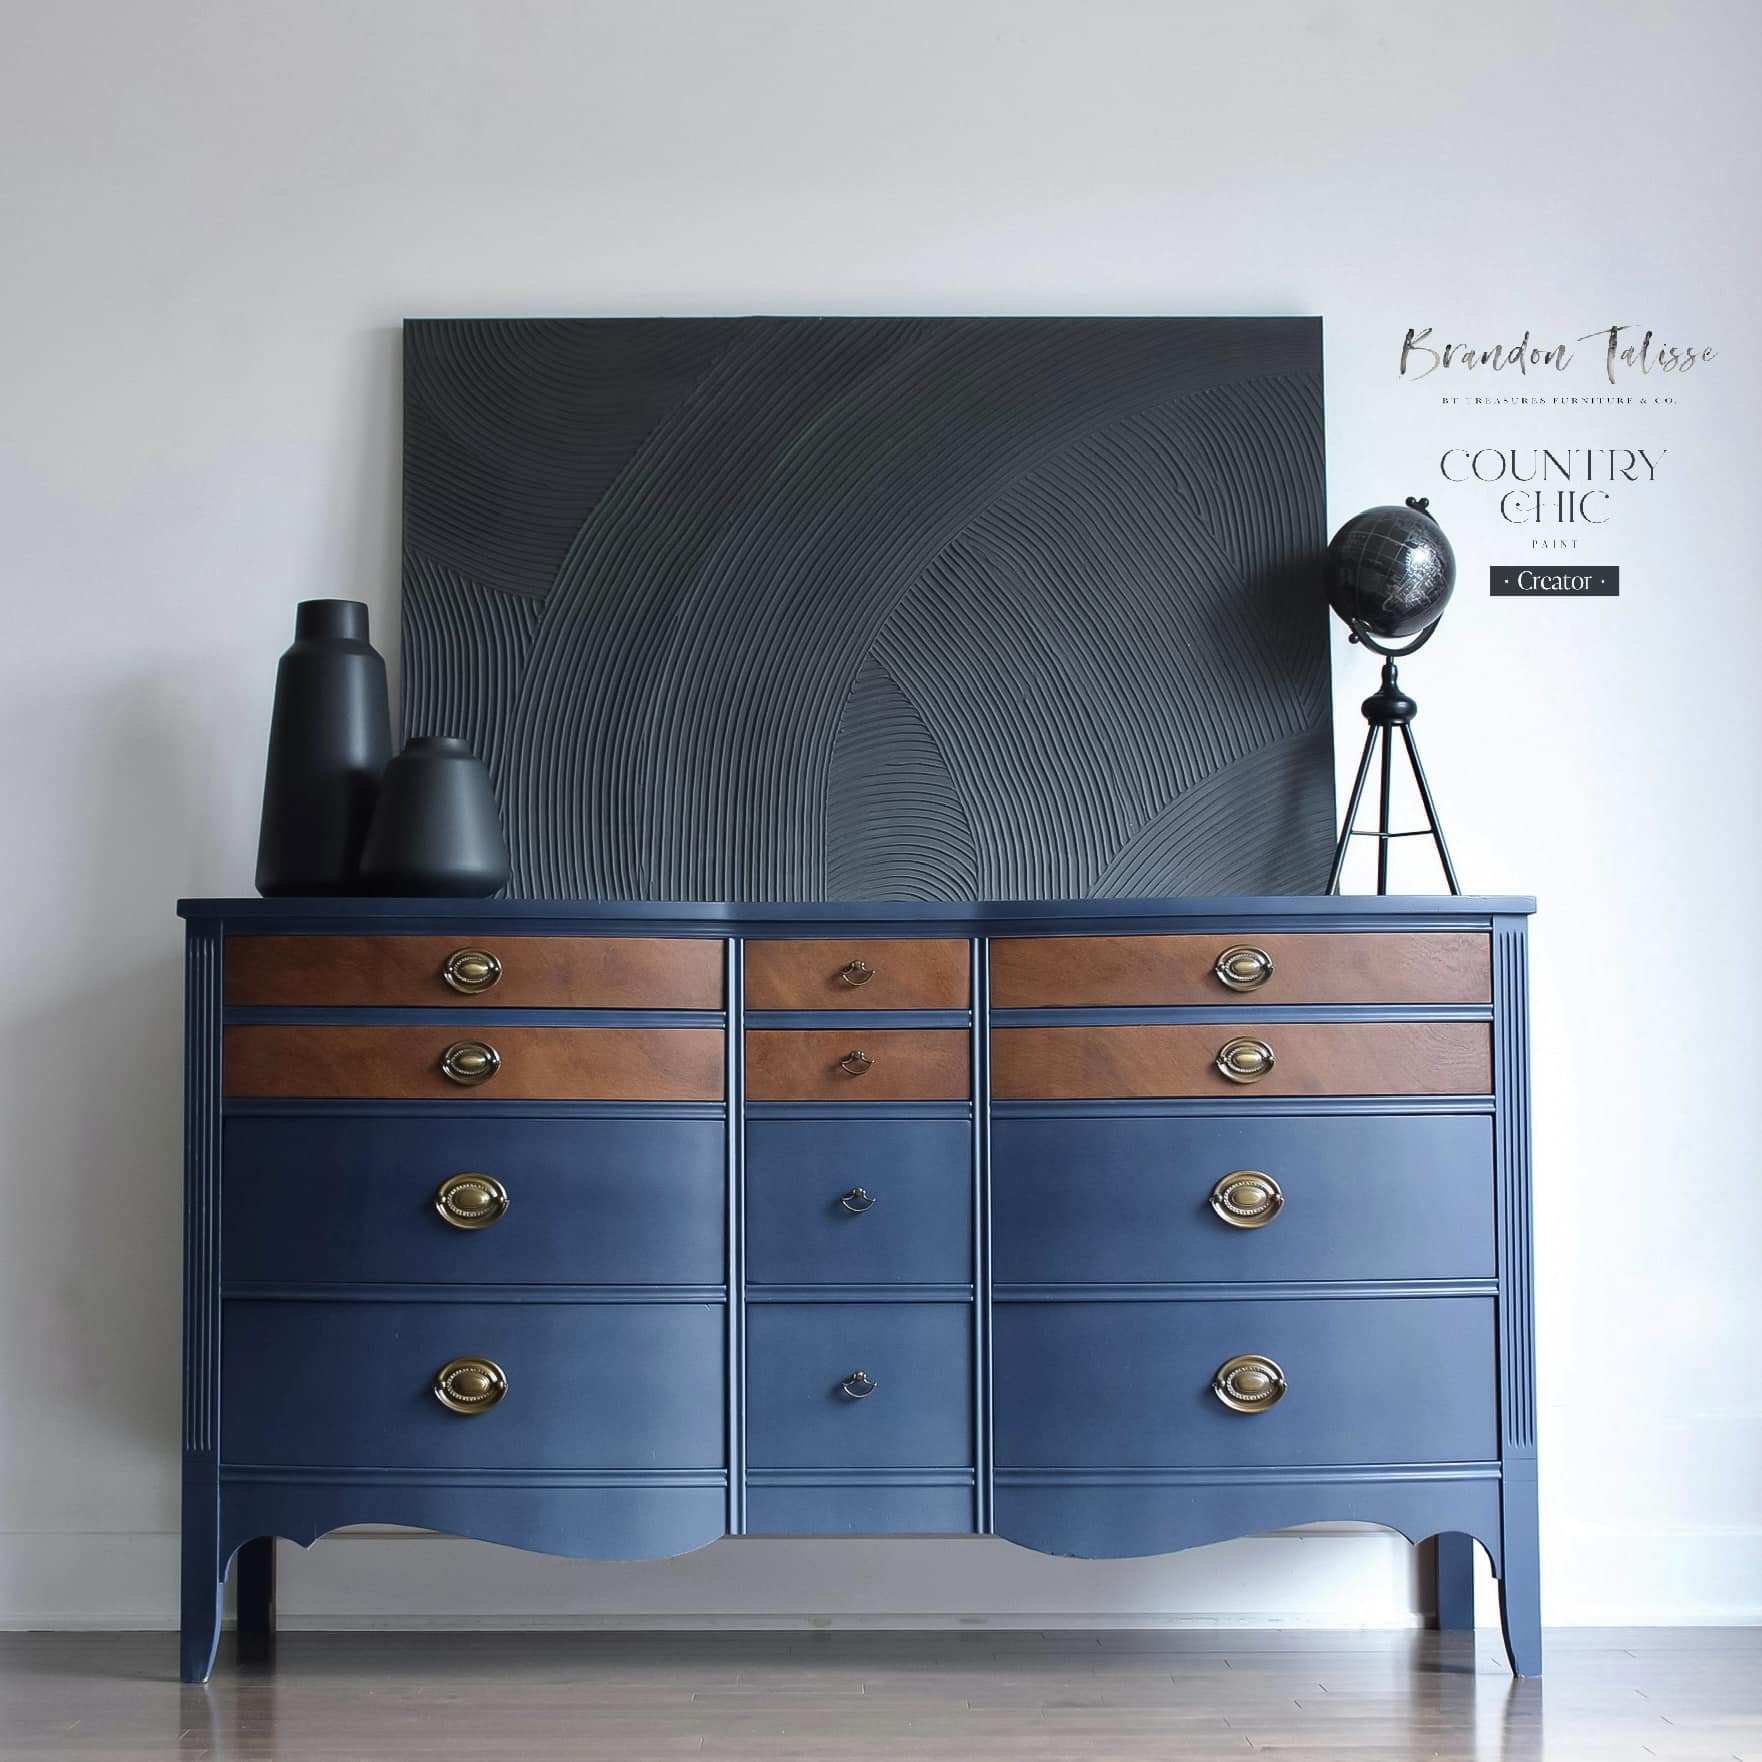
[745,1120,970,1286]
[745,1303,973,1468]
[221,1300,725,1469]
[993,1297,1496,1469]
[223,1116,724,1287]
[992,1114,1492,1285]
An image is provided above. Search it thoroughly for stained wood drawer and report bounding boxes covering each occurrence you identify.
[991,1022,1489,1099]
[991,1114,1493,1285]
[223,1116,725,1287]
[223,1025,724,1101]
[993,1297,1496,1469]
[990,932,1490,1008]
[221,1299,725,1469]
[745,1302,973,1468]
[225,934,724,1009]
[745,1030,970,1101]
[744,939,970,1010]
[746,1119,971,1287]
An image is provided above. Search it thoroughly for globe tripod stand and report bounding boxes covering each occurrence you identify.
[1326,625,1460,896]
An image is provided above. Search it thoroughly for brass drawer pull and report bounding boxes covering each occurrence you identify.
[1213,944,1273,991]
[440,1040,501,1086]
[1212,1354,1286,1414]
[838,1050,873,1077]
[435,1172,509,1230]
[839,959,875,988]
[839,1370,878,1400]
[433,1356,508,1414]
[1215,1036,1275,1084]
[442,948,502,994]
[1209,1170,1283,1228]
[840,1186,877,1214]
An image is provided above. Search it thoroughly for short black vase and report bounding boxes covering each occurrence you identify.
[358,736,511,897]
[255,600,392,897]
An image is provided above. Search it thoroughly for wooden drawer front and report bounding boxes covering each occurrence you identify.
[992,1022,1489,1099]
[746,1120,971,1287]
[991,932,1490,1008]
[993,1298,1496,1470]
[746,1483,974,1536]
[223,1026,724,1101]
[745,1030,970,1101]
[221,1300,725,1469]
[745,939,970,1010]
[224,1116,724,1288]
[224,934,724,1010]
[993,1114,1492,1286]
[745,1303,973,1468]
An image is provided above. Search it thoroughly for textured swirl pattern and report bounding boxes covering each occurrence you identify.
[401,318,1333,899]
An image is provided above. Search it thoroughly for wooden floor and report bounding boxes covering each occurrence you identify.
[2,1628,1758,1761]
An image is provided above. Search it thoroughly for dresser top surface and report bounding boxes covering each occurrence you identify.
[180,895,1535,932]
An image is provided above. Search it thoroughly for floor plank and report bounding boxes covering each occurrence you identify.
[0,1630,1757,1761]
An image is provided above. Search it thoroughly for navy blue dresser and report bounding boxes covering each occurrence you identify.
[178,896,1539,1680]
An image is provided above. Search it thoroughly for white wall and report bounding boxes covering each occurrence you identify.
[2,0,1758,1631]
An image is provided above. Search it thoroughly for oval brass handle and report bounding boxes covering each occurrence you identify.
[1213,944,1273,992]
[838,1050,873,1077]
[839,959,875,988]
[1215,1036,1275,1085]
[433,1356,508,1415]
[840,1186,877,1214]
[1209,1170,1283,1229]
[1212,1353,1286,1414]
[440,1040,501,1087]
[442,948,503,995]
[435,1172,509,1230]
[839,1370,878,1399]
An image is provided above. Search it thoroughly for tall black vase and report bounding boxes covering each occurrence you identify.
[254,600,392,897]
[358,736,511,898]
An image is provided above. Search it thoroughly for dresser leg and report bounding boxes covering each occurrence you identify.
[234,1537,277,1635]
[179,1486,223,1684]
[1498,1464,1543,1676]
[1432,1532,1477,1630]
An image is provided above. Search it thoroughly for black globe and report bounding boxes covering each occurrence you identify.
[1325,504,1456,640]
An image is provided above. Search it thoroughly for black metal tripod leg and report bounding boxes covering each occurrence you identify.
[1376,725,1395,895]
[1398,723,1462,895]
[1327,722,1382,893]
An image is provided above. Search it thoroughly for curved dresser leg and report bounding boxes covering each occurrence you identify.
[1498,1465,1543,1677]
[179,1487,223,1684]
[1433,1531,1477,1631]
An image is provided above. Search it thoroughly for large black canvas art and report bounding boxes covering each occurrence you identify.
[400,317,1333,900]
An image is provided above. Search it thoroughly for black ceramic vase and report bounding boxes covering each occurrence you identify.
[358,737,511,897]
[255,600,392,897]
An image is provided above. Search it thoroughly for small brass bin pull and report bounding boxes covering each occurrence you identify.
[1212,1354,1286,1414]
[436,1172,509,1230]
[440,1040,501,1087]
[1209,1170,1283,1229]
[839,1370,878,1400]
[838,1050,873,1077]
[1215,1036,1274,1085]
[1213,944,1273,992]
[839,959,875,987]
[433,1356,508,1415]
[840,1187,877,1214]
[442,948,503,994]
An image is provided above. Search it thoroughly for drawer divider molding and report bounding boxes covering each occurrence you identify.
[993,1279,1498,1303]
[224,1007,727,1029]
[221,1466,730,1488]
[992,1004,1493,1027]
[222,1097,728,1121]
[745,1010,974,1030]
[991,1096,1494,1118]
[223,1284,730,1305]
[747,1469,978,1487]
[745,1285,976,1303]
[994,1463,1502,1487]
